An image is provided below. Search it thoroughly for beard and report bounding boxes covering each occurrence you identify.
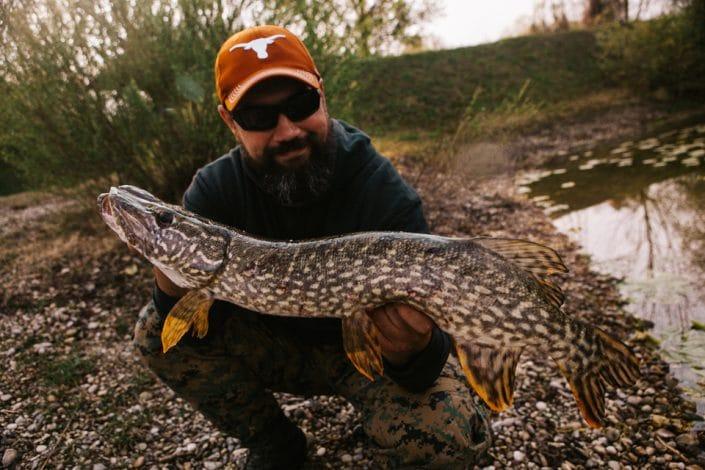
[242,119,336,206]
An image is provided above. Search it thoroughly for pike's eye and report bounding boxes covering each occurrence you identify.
[155,211,174,227]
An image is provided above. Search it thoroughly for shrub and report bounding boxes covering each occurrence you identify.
[596,0,705,97]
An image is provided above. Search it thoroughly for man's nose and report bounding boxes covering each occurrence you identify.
[271,113,305,144]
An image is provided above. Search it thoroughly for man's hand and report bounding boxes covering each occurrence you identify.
[153,266,189,298]
[367,303,434,367]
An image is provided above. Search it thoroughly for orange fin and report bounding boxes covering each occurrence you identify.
[555,326,640,428]
[161,289,213,353]
[455,341,523,412]
[342,311,384,381]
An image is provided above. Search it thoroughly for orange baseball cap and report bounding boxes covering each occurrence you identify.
[215,25,322,111]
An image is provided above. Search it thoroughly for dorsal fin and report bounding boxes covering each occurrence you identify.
[472,237,568,309]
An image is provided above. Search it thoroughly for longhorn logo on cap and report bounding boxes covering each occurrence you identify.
[229,34,286,59]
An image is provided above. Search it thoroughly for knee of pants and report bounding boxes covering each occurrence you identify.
[367,386,492,468]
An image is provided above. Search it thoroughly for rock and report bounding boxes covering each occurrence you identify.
[513,450,525,462]
[606,446,617,456]
[316,447,326,457]
[627,395,642,405]
[183,443,197,454]
[676,433,698,449]
[2,449,18,466]
[341,454,353,463]
[536,401,547,411]
[594,444,607,455]
[132,456,144,468]
[0,393,12,402]
[656,428,675,439]
[652,415,670,427]
[203,462,220,470]
[92,464,107,470]
[607,460,621,470]
[605,427,620,442]
[36,445,47,453]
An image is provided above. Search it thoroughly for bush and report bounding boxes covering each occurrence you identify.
[596,0,705,97]
[0,0,251,202]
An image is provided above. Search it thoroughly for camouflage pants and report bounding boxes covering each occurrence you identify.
[133,301,492,468]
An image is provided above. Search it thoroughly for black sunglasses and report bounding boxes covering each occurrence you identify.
[231,86,321,131]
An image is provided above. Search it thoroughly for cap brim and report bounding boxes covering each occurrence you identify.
[224,67,321,111]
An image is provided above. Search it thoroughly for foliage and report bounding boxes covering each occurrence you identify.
[0,0,251,202]
[595,0,705,97]
[0,0,436,200]
[326,31,606,133]
[255,0,437,63]
[39,353,96,387]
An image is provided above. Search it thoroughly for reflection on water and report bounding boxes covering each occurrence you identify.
[518,122,705,414]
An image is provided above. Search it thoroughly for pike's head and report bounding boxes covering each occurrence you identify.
[98,185,230,289]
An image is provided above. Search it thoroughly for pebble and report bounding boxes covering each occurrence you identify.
[93,464,107,470]
[594,444,607,455]
[203,462,220,470]
[132,456,144,468]
[36,445,47,453]
[657,428,675,439]
[605,428,620,442]
[626,396,642,405]
[0,393,11,402]
[607,461,621,470]
[675,433,698,448]
[513,450,525,462]
[316,447,326,457]
[2,449,18,466]
[341,454,353,463]
[606,446,617,455]
[536,401,547,411]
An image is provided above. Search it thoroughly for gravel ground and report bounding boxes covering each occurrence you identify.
[2,106,705,469]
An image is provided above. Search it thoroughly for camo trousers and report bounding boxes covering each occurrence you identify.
[133,301,492,468]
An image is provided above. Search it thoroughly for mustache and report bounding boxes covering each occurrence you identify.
[265,135,310,159]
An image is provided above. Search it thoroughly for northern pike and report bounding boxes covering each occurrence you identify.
[98,185,640,427]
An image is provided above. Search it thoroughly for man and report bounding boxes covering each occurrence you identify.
[133,25,491,469]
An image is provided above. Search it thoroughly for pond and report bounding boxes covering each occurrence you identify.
[517,121,705,417]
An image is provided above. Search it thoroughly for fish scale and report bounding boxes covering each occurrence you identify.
[98,185,641,428]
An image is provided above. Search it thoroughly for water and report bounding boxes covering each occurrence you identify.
[517,122,705,415]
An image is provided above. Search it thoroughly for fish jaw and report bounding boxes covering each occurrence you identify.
[97,186,230,290]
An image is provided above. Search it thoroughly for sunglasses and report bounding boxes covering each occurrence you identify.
[231,86,321,131]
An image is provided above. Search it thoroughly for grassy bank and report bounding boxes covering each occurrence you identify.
[328,30,607,134]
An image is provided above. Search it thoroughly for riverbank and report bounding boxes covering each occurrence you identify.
[1,104,704,468]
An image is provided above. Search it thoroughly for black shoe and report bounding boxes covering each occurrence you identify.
[244,422,307,470]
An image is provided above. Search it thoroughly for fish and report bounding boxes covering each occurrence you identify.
[98,185,640,427]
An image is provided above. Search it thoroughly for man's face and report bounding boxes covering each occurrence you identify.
[218,77,335,205]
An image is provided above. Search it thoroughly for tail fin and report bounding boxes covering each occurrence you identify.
[554,326,640,428]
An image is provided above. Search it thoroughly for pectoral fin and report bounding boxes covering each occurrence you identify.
[342,311,384,381]
[455,341,523,412]
[161,289,213,353]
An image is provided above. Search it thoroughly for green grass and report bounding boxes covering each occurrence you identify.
[39,354,96,388]
[327,30,607,134]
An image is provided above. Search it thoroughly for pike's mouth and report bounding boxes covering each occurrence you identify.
[97,191,143,251]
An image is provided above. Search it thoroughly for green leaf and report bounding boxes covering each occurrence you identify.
[175,73,205,103]
[692,320,705,331]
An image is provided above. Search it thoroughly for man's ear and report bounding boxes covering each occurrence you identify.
[218,104,241,140]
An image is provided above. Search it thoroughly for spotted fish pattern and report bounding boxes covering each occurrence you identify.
[98,185,641,428]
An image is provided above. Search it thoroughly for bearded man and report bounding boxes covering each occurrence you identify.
[133,25,492,469]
